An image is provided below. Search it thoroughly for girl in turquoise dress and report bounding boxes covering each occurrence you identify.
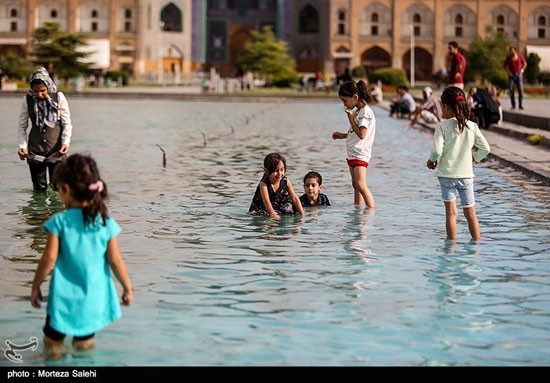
[31,154,133,354]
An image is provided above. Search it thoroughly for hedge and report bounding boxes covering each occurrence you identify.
[368,67,408,86]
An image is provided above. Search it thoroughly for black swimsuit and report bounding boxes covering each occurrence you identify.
[249,174,295,215]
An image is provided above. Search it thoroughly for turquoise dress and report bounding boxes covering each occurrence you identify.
[44,208,122,336]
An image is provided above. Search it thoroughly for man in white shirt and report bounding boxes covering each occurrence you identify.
[390,86,416,118]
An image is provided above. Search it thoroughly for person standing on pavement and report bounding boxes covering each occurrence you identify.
[503,46,527,110]
[447,42,466,90]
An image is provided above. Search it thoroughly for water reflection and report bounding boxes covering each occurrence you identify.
[343,207,375,264]
[1,98,550,365]
[18,190,63,253]
[428,240,481,307]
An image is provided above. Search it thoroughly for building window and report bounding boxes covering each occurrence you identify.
[413,13,421,36]
[11,21,18,32]
[51,9,58,18]
[125,21,132,32]
[496,15,505,25]
[91,9,98,18]
[455,13,463,37]
[10,8,18,17]
[299,5,319,34]
[92,22,98,32]
[161,3,183,32]
[371,26,378,36]
[337,9,348,35]
[539,29,546,38]
[372,13,379,23]
[125,9,132,19]
[538,16,546,26]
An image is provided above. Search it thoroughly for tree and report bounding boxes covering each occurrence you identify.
[466,28,510,89]
[237,26,299,87]
[31,22,91,80]
[525,53,541,85]
[0,52,34,80]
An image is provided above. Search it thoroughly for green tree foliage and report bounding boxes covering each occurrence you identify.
[32,22,91,80]
[351,66,366,79]
[0,52,34,80]
[465,28,510,89]
[237,26,299,87]
[525,53,541,84]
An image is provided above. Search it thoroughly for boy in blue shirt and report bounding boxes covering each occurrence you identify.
[299,171,331,207]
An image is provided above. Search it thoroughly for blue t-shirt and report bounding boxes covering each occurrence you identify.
[43,208,122,336]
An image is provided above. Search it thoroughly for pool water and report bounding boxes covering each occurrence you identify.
[1,98,549,366]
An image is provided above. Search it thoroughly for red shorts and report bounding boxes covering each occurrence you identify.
[347,159,369,168]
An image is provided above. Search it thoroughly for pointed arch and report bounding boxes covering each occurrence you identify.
[161,2,182,32]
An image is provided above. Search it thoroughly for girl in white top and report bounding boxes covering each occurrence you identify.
[332,80,376,208]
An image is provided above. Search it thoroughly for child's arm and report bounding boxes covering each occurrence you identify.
[58,93,72,155]
[427,125,444,169]
[31,232,59,308]
[260,182,279,219]
[17,98,29,160]
[473,128,491,163]
[287,180,304,216]
[107,236,133,306]
[332,131,348,140]
[346,109,367,139]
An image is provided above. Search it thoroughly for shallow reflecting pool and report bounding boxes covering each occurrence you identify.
[1,97,549,366]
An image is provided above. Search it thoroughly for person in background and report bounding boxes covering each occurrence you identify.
[503,46,527,110]
[17,67,73,191]
[409,87,443,128]
[390,86,416,119]
[447,41,466,90]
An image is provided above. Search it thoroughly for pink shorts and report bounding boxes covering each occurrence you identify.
[347,159,369,168]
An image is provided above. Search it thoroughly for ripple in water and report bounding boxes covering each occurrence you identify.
[0,99,549,366]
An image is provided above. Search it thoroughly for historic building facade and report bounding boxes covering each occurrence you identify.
[1,0,549,81]
[324,0,550,81]
[0,0,140,74]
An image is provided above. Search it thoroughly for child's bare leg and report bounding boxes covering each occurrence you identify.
[408,110,421,127]
[444,201,458,239]
[353,166,375,208]
[463,206,480,240]
[349,167,363,205]
[43,335,67,356]
[72,338,94,351]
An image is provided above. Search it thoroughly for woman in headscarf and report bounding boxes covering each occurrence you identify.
[17,67,73,191]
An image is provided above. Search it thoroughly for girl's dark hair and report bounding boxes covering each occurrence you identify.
[441,86,470,133]
[30,79,46,88]
[338,80,374,104]
[303,171,322,186]
[53,154,108,226]
[264,153,286,174]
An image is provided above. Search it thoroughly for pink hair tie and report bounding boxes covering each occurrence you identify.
[88,180,104,193]
[456,95,464,101]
